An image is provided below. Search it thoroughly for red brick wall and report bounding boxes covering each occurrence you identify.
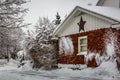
[57,28,120,68]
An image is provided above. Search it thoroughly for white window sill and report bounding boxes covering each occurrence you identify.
[77,52,87,56]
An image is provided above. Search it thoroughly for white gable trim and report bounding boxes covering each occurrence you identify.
[53,6,120,37]
[53,7,79,37]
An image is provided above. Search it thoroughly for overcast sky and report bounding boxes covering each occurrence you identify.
[23,0,98,25]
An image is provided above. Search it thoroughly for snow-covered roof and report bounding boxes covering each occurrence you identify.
[53,5,120,37]
[78,0,99,6]
[78,5,120,22]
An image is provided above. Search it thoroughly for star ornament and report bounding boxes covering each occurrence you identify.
[77,16,86,32]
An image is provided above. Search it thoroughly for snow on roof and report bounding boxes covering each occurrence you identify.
[53,5,120,37]
[78,5,120,22]
[78,0,99,6]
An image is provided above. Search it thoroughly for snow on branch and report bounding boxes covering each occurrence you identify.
[104,28,119,60]
[59,37,74,56]
[85,53,102,66]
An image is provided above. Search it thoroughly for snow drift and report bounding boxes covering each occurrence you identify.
[79,60,119,79]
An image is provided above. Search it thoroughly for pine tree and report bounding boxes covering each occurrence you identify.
[55,12,61,25]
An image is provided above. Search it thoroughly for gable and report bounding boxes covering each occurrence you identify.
[53,6,120,38]
[56,13,111,37]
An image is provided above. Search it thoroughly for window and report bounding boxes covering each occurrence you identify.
[78,36,87,54]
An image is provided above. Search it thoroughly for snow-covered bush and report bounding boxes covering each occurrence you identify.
[19,60,33,71]
[80,60,119,77]
[17,50,24,62]
[105,29,116,59]
[104,28,120,70]
[24,17,58,70]
[29,43,58,70]
[94,60,119,76]
[17,50,29,62]
[85,53,102,66]
[85,28,120,70]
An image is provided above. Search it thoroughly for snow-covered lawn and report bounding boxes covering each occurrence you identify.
[0,59,120,80]
[0,59,18,71]
[0,67,120,80]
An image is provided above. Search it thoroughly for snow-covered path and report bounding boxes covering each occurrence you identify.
[0,69,120,80]
[0,59,120,80]
[0,70,102,80]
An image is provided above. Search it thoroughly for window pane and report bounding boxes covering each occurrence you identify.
[80,38,87,45]
[80,46,87,52]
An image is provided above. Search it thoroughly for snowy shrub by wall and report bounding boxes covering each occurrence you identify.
[104,28,120,61]
[23,17,58,70]
[29,43,58,70]
[85,28,120,68]
[80,60,119,77]
[95,60,119,76]
[85,53,102,66]
[105,29,116,58]
[59,37,74,55]
[103,28,120,70]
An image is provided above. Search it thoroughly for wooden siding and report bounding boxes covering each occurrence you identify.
[58,28,120,68]
[57,13,111,37]
[102,0,120,8]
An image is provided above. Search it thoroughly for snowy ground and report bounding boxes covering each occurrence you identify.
[0,59,120,80]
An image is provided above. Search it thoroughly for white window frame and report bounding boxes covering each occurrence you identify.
[78,36,87,55]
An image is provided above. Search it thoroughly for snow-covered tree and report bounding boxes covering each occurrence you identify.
[35,17,55,43]
[9,28,25,59]
[25,17,58,70]
[0,0,29,61]
[0,0,29,28]
[55,12,61,25]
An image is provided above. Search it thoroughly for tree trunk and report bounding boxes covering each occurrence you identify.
[7,45,11,62]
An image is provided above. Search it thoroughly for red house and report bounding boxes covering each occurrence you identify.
[52,0,120,67]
